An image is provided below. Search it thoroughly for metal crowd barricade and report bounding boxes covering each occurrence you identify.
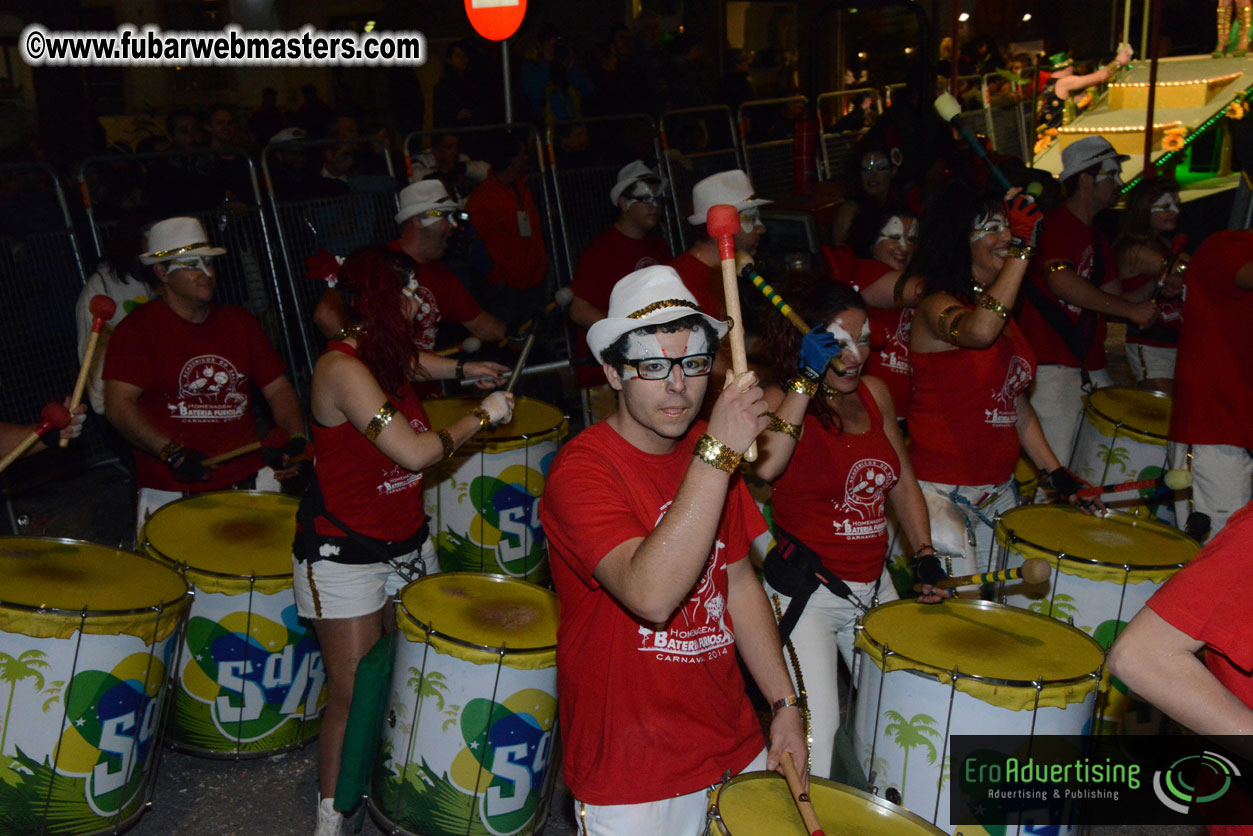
[738,95,808,201]
[543,114,675,286]
[260,136,401,385]
[816,89,882,181]
[659,105,743,250]
[77,149,299,381]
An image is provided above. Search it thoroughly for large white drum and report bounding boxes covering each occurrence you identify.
[852,599,1104,835]
[1069,387,1173,522]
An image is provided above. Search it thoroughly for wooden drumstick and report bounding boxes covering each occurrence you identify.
[734,253,845,376]
[780,752,825,836]
[434,336,481,357]
[913,557,1051,593]
[0,403,72,474]
[707,204,757,462]
[1074,468,1191,499]
[62,295,117,447]
[505,332,536,395]
[202,427,290,467]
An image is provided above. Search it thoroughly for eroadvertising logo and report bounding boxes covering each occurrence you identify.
[1153,751,1242,815]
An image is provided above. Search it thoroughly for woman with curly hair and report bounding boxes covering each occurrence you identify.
[753,273,937,779]
[1113,176,1187,394]
[905,181,1076,576]
[292,246,513,836]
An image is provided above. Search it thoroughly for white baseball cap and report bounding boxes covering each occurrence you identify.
[687,169,771,225]
[586,265,728,363]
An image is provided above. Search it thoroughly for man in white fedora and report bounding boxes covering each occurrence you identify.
[1017,135,1160,465]
[312,179,506,354]
[103,216,307,539]
[540,265,807,834]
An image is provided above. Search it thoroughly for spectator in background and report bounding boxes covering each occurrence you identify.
[410,132,489,201]
[384,66,426,138]
[293,84,333,137]
[521,26,562,122]
[265,127,347,202]
[146,109,218,214]
[831,138,900,249]
[247,87,283,150]
[204,104,255,207]
[543,43,593,126]
[587,27,638,116]
[666,33,713,110]
[433,41,482,129]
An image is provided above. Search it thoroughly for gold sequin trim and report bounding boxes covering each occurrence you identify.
[1046,260,1075,274]
[437,428,455,460]
[978,293,1010,320]
[307,561,323,619]
[364,401,397,441]
[149,241,211,258]
[626,299,701,319]
[766,411,802,439]
[937,304,967,344]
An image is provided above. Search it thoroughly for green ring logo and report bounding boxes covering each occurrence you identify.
[1153,751,1241,814]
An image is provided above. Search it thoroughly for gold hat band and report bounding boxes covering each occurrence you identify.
[149,242,212,258]
[627,299,702,319]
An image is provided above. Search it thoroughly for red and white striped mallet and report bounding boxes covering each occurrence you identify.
[61,295,117,447]
[0,403,72,474]
[707,203,757,462]
[780,751,825,836]
[1075,468,1191,499]
[434,336,481,357]
[202,427,291,468]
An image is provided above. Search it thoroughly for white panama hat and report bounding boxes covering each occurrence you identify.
[139,217,226,265]
[586,264,728,363]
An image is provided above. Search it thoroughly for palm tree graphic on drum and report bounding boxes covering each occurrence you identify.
[1028,595,1089,631]
[0,650,51,755]
[1096,444,1130,477]
[407,668,461,731]
[883,711,940,798]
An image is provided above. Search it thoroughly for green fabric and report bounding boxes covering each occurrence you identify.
[334,631,396,814]
[829,724,869,791]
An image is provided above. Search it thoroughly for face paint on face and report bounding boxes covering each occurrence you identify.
[1150,192,1181,214]
[874,216,907,250]
[623,181,664,210]
[738,207,762,235]
[168,256,211,274]
[970,212,1009,244]
[400,272,421,299]
[825,315,871,377]
[1096,158,1124,187]
[621,332,667,380]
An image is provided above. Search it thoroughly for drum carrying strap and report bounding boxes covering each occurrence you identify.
[764,526,876,642]
[295,471,429,567]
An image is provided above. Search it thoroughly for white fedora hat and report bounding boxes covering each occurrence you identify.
[586,265,728,363]
[395,180,459,225]
[609,160,665,206]
[687,169,771,225]
[139,217,226,265]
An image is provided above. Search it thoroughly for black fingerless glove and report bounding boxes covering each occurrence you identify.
[167,448,208,482]
[915,553,947,586]
[263,436,308,468]
[1048,467,1081,500]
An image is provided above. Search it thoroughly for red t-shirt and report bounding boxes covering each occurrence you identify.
[1018,205,1114,369]
[838,258,914,417]
[1121,272,1182,348]
[386,241,484,351]
[540,420,767,805]
[771,384,900,582]
[1169,231,1253,448]
[465,175,549,290]
[668,251,726,321]
[309,343,430,541]
[571,226,672,386]
[908,318,1036,486]
[103,300,286,492]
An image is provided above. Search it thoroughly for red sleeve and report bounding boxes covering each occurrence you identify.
[101,306,153,390]
[237,310,286,389]
[426,268,484,323]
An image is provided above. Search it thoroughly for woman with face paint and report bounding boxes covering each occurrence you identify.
[904,181,1075,578]
[831,139,900,249]
[292,246,514,836]
[1114,177,1187,395]
[753,275,939,779]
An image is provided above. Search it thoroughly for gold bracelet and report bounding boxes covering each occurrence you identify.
[787,375,818,398]
[1046,260,1075,274]
[364,401,397,441]
[693,433,742,474]
[771,694,801,715]
[978,293,1010,320]
[766,412,802,440]
[470,406,491,431]
[1007,244,1035,261]
[892,272,909,308]
[159,440,183,462]
[936,304,967,345]
[437,428,455,460]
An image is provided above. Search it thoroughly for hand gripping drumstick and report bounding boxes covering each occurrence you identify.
[734,253,846,375]
[202,427,291,468]
[708,204,758,462]
[434,336,481,357]
[913,557,1051,593]
[498,287,574,347]
[1075,468,1191,499]
[505,332,536,395]
[0,403,72,474]
[780,752,825,836]
[62,295,117,448]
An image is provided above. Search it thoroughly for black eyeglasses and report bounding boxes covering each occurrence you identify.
[624,353,716,380]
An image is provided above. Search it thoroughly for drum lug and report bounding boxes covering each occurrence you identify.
[387,709,396,728]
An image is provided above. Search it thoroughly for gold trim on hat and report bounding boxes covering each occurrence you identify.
[627,299,702,319]
[149,242,213,258]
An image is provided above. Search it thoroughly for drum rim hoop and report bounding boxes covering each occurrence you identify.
[709,771,947,835]
[396,572,558,655]
[0,536,192,616]
[996,508,1194,571]
[142,489,298,580]
[855,599,1105,688]
[425,396,569,448]
[1084,387,1170,441]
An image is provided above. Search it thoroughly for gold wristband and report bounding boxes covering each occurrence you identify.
[936,304,967,345]
[787,375,819,398]
[437,428,455,460]
[159,440,183,462]
[771,694,801,715]
[364,401,397,441]
[1046,260,1075,274]
[470,406,491,431]
[978,293,1010,320]
[1007,244,1035,261]
[766,412,802,440]
[693,433,742,474]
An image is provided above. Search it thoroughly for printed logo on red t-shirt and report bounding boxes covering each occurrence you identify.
[832,458,896,540]
[879,308,915,373]
[412,285,441,351]
[634,256,660,271]
[986,355,1032,426]
[171,355,249,422]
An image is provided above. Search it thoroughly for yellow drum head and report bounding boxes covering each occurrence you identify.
[397,574,559,665]
[144,491,297,579]
[996,505,1197,571]
[1085,387,1170,441]
[424,396,568,451]
[711,772,945,835]
[858,599,1103,687]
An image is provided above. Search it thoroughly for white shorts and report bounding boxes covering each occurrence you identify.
[292,538,438,621]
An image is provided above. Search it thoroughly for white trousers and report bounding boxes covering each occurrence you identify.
[917,480,1020,576]
[1168,442,1253,542]
[1030,365,1113,467]
[1124,343,1176,383]
[762,566,897,780]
